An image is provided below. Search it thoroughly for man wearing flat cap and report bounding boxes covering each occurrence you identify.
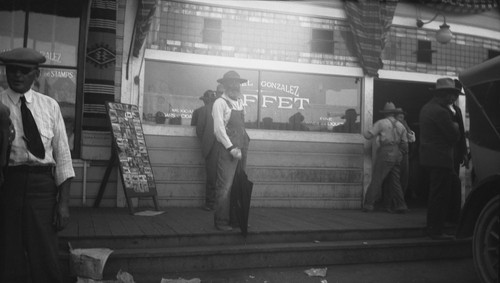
[419,77,461,240]
[212,70,250,231]
[0,47,75,282]
[362,102,409,214]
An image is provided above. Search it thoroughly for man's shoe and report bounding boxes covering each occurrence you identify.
[202,206,214,211]
[215,225,233,231]
[395,208,409,214]
[362,205,374,212]
[428,233,455,240]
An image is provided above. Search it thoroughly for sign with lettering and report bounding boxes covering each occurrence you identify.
[105,102,158,199]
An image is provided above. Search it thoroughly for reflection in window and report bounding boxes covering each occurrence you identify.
[257,70,361,133]
[143,61,362,133]
[0,0,82,151]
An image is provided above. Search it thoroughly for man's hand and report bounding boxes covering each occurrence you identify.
[54,201,70,231]
[462,153,470,169]
[229,147,242,160]
[54,179,72,232]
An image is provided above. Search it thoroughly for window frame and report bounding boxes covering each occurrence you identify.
[141,50,365,142]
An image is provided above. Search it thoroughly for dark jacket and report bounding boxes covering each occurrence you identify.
[452,104,467,168]
[419,97,460,169]
[195,103,216,158]
[0,102,13,185]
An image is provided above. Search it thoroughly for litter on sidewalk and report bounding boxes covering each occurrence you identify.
[161,278,201,283]
[304,267,328,277]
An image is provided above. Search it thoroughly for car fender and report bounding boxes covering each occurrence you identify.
[455,173,500,239]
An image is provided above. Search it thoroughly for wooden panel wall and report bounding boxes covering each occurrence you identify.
[145,134,364,209]
[69,133,364,209]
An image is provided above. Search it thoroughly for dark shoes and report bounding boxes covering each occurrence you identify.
[215,225,233,231]
[386,207,409,214]
[362,205,374,212]
[202,205,214,211]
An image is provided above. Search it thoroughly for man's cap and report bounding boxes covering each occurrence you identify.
[217,70,247,84]
[379,102,405,114]
[0,48,46,67]
[430,77,463,95]
[199,90,215,101]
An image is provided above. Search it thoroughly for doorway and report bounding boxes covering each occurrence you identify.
[373,78,434,206]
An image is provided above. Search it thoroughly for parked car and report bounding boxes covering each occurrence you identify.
[456,56,500,283]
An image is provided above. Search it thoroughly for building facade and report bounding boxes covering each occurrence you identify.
[1,0,499,209]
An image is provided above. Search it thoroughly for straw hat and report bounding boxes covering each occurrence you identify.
[217,70,247,84]
[379,102,404,114]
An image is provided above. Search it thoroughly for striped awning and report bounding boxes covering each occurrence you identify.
[344,0,399,77]
[420,0,498,13]
[132,0,157,57]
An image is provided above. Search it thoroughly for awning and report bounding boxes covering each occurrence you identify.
[344,0,399,77]
[132,0,157,57]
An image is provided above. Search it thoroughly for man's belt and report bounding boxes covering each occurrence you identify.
[8,165,54,173]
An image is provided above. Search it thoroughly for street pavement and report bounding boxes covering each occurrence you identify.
[157,258,479,283]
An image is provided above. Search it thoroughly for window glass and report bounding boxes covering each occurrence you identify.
[35,68,77,149]
[143,61,258,126]
[143,61,362,133]
[27,12,79,67]
[259,71,361,132]
[0,10,25,51]
[0,67,77,150]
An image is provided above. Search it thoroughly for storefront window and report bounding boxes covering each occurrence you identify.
[144,61,362,133]
[27,12,79,67]
[0,0,84,153]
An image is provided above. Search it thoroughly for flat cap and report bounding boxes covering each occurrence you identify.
[0,48,46,67]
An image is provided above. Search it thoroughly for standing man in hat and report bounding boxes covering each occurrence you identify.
[0,48,75,282]
[362,102,409,214]
[447,82,468,225]
[212,71,250,231]
[194,89,219,211]
[419,77,461,240]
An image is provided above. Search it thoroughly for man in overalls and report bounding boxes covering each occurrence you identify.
[363,102,409,214]
[212,71,250,231]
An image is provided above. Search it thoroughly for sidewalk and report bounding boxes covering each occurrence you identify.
[60,205,429,240]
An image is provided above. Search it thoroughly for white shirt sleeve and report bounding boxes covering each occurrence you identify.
[212,98,232,149]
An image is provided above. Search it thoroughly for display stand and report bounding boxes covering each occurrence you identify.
[94,102,159,214]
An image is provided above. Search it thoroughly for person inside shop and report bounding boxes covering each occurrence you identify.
[0,47,75,282]
[212,70,250,231]
[362,102,409,214]
[195,89,218,211]
[447,80,468,225]
[419,77,461,240]
[287,111,309,131]
[332,108,360,133]
[192,89,213,126]
[394,108,416,199]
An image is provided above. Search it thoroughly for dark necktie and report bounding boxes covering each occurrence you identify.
[20,96,45,159]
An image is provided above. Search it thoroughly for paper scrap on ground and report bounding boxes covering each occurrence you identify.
[70,247,114,280]
[134,210,165,216]
[304,267,328,277]
[161,278,201,283]
[116,270,135,283]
